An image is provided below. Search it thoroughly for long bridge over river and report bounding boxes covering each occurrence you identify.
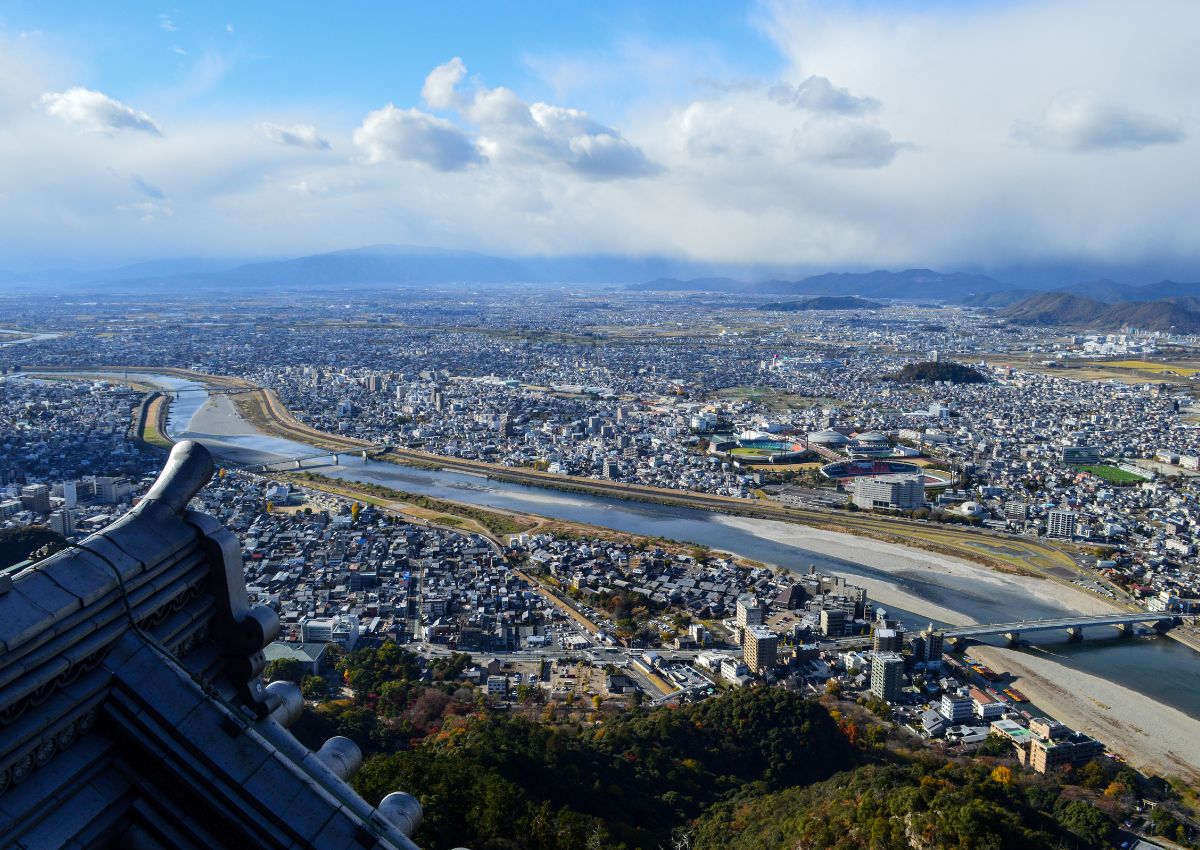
[251,444,391,471]
[166,386,256,397]
[943,611,1176,646]
[242,445,1181,651]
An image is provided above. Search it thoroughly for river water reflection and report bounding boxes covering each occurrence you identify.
[131,372,1200,718]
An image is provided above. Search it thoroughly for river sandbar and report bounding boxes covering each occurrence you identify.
[716,514,1118,620]
[970,644,1200,783]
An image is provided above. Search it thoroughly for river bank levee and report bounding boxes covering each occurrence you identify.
[23,365,1200,780]
[25,365,1200,663]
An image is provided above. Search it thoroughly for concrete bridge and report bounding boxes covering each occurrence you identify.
[254,444,390,472]
[167,386,255,398]
[944,612,1175,647]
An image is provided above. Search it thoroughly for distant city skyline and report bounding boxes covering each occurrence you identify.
[1,0,1196,271]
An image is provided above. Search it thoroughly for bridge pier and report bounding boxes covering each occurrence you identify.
[294,460,302,469]
[361,450,369,460]
[945,615,1164,648]
[332,454,339,465]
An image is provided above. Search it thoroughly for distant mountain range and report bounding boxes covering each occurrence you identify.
[635,269,1009,299]
[161,245,535,288]
[1057,278,1200,303]
[640,269,1200,333]
[999,292,1200,333]
[966,278,1200,307]
[0,246,760,292]
[757,296,882,312]
[2,244,1199,307]
[0,258,248,288]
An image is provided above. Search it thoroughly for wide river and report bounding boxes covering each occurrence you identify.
[129,373,1200,719]
[0,328,60,347]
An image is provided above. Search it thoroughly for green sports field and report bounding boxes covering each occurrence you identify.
[1078,464,1145,485]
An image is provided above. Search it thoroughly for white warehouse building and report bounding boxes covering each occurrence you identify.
[300,614,361,649]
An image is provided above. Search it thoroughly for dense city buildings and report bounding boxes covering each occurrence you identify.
[6,4,1200,846]
[3,282,1200,848]
[6,283,1200,625]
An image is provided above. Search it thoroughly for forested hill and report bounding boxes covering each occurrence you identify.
[999,291,1200,333]
[352,687,851,850]
[286,641,1162,850]
[691,759,1120,850]
[884,361,988,384]
[758,296,883,311]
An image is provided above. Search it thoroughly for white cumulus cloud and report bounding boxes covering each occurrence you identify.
[353,105,482,170]
[768,75,880,115]
[1012,93,1185,152]
[422,56,467,110]
[257,121,331,150]
[419,58,658,179]
[40,87,162,135]
[4,2,1200,273]
[669,82,905,169]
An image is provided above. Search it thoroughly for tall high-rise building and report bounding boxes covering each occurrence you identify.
[95,476,132,505]
[923,626,944,661]
[61,480,77,510]
[871,652,905,702]
[820,608,846,637]
[1004,501,1029,524]
[736,594,765,628]
[743,626,779,674]
[873,627,900,653]
[1047,510,1077,539]
[19,484,50,514]
[49,509,75,538]
[907,634,926,663]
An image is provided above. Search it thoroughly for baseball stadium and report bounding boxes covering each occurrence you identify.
[709,436,814,465]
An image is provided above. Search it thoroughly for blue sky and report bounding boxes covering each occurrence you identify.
[5,2,781,121]
[0,1,1196,271]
